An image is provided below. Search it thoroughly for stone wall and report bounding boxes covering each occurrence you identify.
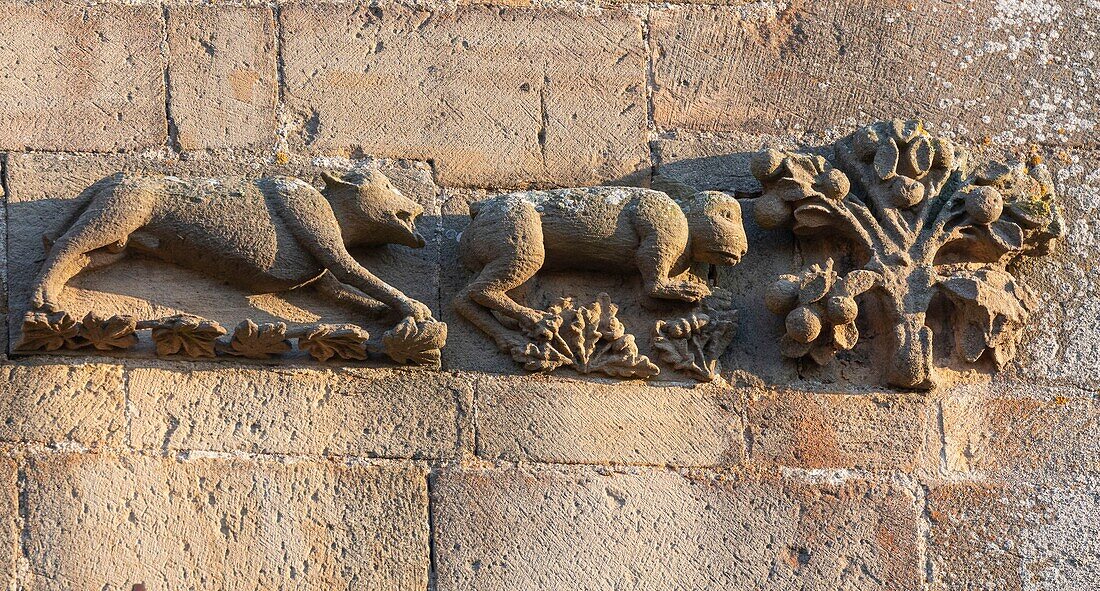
[0,0,1097,589]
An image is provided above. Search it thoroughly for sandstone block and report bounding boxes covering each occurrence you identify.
[0,1,165,151]
[0,361,124,447]
[129,365,471,459]
[942,386,1100,481]
[167,5,278,151]
[475,375,744,466]
[281,4,648,188]
[651,2,1099,146]
[928,478,1100,590]
[433,466,922,590]
[4,152,440,360]
[745,389,940,473]
[0,456,17,588]
[24,453,429,590]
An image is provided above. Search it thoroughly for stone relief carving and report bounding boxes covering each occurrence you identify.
[752,119,1063,389]
[455,187,747,380]
[16,169,446,364]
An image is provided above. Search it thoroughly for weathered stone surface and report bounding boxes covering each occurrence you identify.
[745,389,940,473]
[0,1,165,151]
[0,361,124,447]
[943,386,1100,480]
[475,375,743,466]
[281,4,648,187]
[928,477,1100,590]
[651,2,1099,146]
[434,466,922,590]
[0,456,18,588]
[129,365,471,459]
[24,452,429,590]
[5,152,441,359]
[167,5,278,151]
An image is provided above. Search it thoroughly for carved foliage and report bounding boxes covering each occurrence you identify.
[652,288,738,381]
[752,118,1064,388]
[511,294,659,379]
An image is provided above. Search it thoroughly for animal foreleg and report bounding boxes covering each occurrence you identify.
[313,271,390,317]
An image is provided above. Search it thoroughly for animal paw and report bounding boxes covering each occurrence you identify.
[31,286,61,313]
[400,299,434,322]
[519,310,562,341]
[650,280,711,303]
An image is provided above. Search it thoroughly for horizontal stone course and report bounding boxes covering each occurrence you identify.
[23,452,430,590]
[280,3,649,188]
[0,1,165,151]
[433,465,923,590]
[0,360,124,447]
[651,1,1099,146]
[129,365,472,459]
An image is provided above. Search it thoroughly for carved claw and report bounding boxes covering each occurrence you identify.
[31,286,62,313]
[400,299,434,323]
[649,280,711,303]
[518,310,561,341]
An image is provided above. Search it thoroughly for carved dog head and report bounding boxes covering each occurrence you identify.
[682,190,748,265]
[321,169,426,248]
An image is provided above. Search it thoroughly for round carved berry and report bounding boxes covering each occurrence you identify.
[825,296,858,325]
[888,176,925,208]
[765,278,801,315]
[817,169,850,200]
[965,185,1004,224]
[786,306,823,344]
[750,149,785,180]
[754,193,792,229]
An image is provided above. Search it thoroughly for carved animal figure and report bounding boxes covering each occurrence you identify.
[30,168,434,322]
[456,186,747,351]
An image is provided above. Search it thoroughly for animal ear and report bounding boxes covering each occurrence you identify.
[321,171,355,191]
[368,168,389,186]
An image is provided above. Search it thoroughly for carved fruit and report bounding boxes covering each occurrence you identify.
[825,296,858,325]
[754,193,792,229]
[965,186,1004,224]
[750,149,785,180]
[853,127,880,159]
[817,169,850,200]
[786,306,822,344]
[765,277,801,315]
[901,136,934,178]
[888,176,925,208]
[873,138,900,180]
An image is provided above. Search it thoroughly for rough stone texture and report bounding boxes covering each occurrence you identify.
[651,1,1099,146]
[24,452,429,590]
[4,152,441,354]
[475,375,743,466]
[129,365,472,459]
[434,466,923,590]
[167,5,278,151]
[0,456,17,589]
[0,361,124,447]
[745,389,940,473]
[281,4,649,188]
[928,478,1100,591]
[0,1,165,151]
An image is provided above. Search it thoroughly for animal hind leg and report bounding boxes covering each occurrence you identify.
[461,253,555,339]
[31,185,153,312]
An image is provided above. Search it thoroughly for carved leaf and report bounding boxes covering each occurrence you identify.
[939,269,1030,367]
[78,312,138,351]
[298,324,370,362]
[224,319,291,359]
[382,317,447,365]
[16,311,81,352]
[512,341,571,372]
[792,204,835,231]
[837,270,881,297]
[149,315,226,358]
[653,290,738,381]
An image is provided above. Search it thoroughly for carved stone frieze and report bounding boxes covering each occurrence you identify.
[15,168,444,365]
[752,119,1064,389]
[455,186,748,381]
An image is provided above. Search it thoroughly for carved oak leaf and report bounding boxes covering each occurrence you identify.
[939,268,1031,368]
[298,324,369,362]
[652,289,738,381]
[148,315,226,358]
[224,319,291,359]
[382,317,447,365]
[16,311,81,352]
[78,312,138,351]
[510,293,658,379]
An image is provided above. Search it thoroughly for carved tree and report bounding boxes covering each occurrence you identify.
[752,119,1063,388]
